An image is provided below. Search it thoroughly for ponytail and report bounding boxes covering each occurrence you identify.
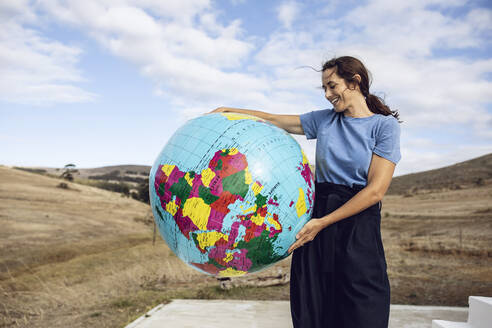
[365,93,400,122]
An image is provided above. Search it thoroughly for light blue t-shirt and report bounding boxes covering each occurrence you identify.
[300,109,401,188]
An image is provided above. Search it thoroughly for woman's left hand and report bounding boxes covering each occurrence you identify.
[288,219,325,254]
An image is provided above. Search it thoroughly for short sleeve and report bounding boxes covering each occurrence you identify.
[373,117,401,164]
[300,109,331,140]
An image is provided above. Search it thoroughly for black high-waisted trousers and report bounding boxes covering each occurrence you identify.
[290,182,390,328]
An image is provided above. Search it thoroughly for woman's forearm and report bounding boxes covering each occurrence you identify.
[318,187,381,228]
[213,107,304,135]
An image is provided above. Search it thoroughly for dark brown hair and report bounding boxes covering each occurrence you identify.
[322,56,400,121]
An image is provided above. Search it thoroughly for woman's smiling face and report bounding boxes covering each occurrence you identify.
[322,67,353,113]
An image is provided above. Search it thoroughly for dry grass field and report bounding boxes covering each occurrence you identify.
[0,166,289,328]
[1,163,491,327]
[382,186,492,306]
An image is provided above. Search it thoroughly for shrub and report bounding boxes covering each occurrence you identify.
[93,181,130,196]
[137,180,150,204]
[57,182,69,189]
[13,167,47,174]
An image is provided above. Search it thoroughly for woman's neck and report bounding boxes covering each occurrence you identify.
[343,95,373,118]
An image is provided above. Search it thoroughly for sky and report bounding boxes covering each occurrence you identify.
[1,0,491,177]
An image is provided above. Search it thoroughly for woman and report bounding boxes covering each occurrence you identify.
[211,56,401,328]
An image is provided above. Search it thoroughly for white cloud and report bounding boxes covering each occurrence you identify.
[344,1,488,57]
[0,1,38,23]
[397,144,492,177]
[4,0,490,174]
[40,0,211,25]
[466,8,492,33]
[35,0,262,108]
[254,0,492,174]
[131,0,211,20]
[0,7,96,105]
[361,54,492,127]
[276,1,300,29]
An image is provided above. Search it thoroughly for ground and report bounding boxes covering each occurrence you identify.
[0,166,491,327]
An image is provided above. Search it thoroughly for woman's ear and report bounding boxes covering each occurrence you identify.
[348,74,362,90]
[352,74,362,84]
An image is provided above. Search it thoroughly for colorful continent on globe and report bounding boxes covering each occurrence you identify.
[153,147,313,277]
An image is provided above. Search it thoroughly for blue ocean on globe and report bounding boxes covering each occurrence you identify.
[149,112,315,277]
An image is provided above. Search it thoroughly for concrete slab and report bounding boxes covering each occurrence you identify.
[126,300,292,328]
[126,300,468,328]
[390,305,468,328]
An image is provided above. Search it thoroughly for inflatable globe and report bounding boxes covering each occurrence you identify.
[149,113,314,277]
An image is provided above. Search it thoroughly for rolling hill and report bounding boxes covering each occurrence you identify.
[387,153,492,194]
[26,153,492,196]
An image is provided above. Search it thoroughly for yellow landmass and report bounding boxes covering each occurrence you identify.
[251,182,264,196]
[165,200,178,216]
[182,197,211,230]
[251,212,266,226]
[301,149,309,165]
[195,231,228,249]
[218,267,247,277]
[161,164,175,176]
[224,252,234,263]
[267,215,281,230]
[221,113,263,121]
[244,167,253,185]
[221,148,239,155]
[296,188,307,218]
[242,205,257,214]
[200,168,216,187]
[184,172,194,186]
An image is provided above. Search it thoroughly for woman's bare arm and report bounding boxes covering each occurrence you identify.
[288,153,396,253]
[211,107,304,135]
[318,153,395,227]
